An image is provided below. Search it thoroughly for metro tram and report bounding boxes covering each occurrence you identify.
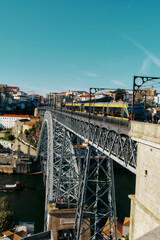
[65,101,147,122]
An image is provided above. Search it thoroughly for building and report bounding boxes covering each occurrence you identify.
[13,119,30,137]
[77,94,94,102]
[103,217,130,239]
[6,86,19,93]
[153,93,160,105]
[0,230,28,239]
[23,121,36,133]
[0,84,7,94]
[47,92,66,108]
[13,91,29,101]
[0,114,30,129]
[22,116,40,134]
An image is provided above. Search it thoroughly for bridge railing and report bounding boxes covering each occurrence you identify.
[38,107,137,174]
[39,106,130,128]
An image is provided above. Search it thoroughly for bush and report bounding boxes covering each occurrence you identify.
[7,134,15,141]
[125,234,129,240]
[24,129,29,136]
[0,196,15,233]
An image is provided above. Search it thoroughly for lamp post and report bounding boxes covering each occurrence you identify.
[89,87,112,123]
[71,92,74,117]
[131,76,160,120]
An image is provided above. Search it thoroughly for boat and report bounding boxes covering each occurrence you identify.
[0,181,25,191]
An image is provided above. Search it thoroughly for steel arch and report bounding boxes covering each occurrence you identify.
[37,111,80,230]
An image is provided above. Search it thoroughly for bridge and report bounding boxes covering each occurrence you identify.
[36,107,160,240]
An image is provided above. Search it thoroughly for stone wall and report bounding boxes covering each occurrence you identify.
[129,122,160,239]
[129,121,160,144]
[0,165,13,174]
[13,139,37,156]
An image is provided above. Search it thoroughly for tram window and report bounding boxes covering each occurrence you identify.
[75,106,80,111]
[94,106,103,114]
[84,106,89,113]
[104,107,107,116]
[108,107,114,116]
[108,107,122,117]
[113,107,122,117]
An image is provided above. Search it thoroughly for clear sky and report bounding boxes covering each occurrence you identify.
[0,0,160,95]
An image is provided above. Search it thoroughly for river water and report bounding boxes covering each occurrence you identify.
[0,173,45,233]
[0,167,135,234]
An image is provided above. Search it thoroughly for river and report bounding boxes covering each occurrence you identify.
[0,167,135,234]
[0,173,45,233]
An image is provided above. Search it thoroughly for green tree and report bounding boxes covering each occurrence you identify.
[24,129,30,137]
[7,134,15,141]
[0,196,15,233]
[114,88,126,101]
[125,234,129,240]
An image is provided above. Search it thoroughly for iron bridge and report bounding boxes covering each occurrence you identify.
[36,107,137,240]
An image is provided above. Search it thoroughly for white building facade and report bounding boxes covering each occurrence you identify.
[153,94,160,105]
[0,114,30,129]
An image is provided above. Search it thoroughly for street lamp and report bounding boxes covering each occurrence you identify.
[132,76,160,120]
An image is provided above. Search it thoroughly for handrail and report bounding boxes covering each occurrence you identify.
[38,107,130,128]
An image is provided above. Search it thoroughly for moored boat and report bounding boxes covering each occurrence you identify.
[0,181,25,191]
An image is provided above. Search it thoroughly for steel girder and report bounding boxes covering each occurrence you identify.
[37,111,80,231]
[48,110,137,174]
[53,126,80,206]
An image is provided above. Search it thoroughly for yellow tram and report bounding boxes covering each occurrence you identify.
[65,101,147,122]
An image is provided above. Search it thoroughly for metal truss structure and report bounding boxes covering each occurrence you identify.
[74,147,117,240]
[37,109,137,239]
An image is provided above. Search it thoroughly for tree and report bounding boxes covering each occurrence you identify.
[7,134,15,141]
[125,234,129,240]
[24,129,30,137]
[114,88,126,101]
[0,196,15,233]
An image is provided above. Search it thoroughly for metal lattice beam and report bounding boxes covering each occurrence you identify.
[74,147,117,240]
[42,109,137,173]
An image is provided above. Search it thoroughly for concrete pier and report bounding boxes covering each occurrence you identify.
[47,203,91,240]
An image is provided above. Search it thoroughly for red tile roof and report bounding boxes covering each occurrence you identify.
[102,217,130,238]
[32,116,40,120]
[123,217,130,226]
[7,87,18,89]
[1,230,27,239]
[106,91,114,94]
[9,234,22,240]
[15,230,28,238]
[2,230,13,236]
[24,121,36,127]
[1,114,30,118]
[81,94,94,97]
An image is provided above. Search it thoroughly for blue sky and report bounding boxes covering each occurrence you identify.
[0,0,160,95]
